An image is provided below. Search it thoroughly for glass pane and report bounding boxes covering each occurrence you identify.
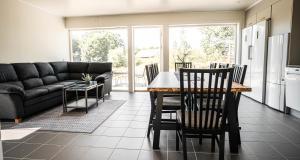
[71,28,128,91]
[133,27,161,91]
[169,25,236,71]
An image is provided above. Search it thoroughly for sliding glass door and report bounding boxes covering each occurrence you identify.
[133,27,161,91]
[70,28,128,91]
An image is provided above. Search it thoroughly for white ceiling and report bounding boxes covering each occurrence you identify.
[21,0,259,17]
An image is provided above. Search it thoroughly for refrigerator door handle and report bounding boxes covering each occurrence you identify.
[248,45,253,60]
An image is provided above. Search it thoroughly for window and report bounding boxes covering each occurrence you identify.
[70,28,128,90]
[133,27,161,91]
[169,25,236,71]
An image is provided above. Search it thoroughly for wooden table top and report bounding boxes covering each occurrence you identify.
[147,72,252,93]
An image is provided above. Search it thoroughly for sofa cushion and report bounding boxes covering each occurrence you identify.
[24,91,61,107]
[50,62,68,73]
[35,63,58,85]
[87,63,112,74]
[0,64,19,82]
[24,88,48,100]
[42,76,58,85]
[42,85,63,93]
[23,78,44,90]
[0,81,24,89]
[69,73,84,80]
[13,63,40,80]
[35,63,55,77]
[68,62,89,73]
[50,62,69,81]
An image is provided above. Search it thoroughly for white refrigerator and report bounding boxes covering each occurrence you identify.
[265,34,289,112]
[241,20,269,103]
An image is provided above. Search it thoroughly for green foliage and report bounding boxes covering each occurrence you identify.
[78,31,125,62]
[172,30,193,63]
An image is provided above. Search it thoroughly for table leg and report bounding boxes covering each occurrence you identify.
[153,92,163,149]
[62,88,65,112]
[227,92,239,153]
[85,90,88,114]
[64,89,68,113]
[76,90,78,102]
[96,86,99,106]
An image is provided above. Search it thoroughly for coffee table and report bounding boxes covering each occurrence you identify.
[62,81,104,113]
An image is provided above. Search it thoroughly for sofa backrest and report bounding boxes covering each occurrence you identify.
[68,62,89,80]
[87,62,112,74]
[0,64,24,88]
[35,63,58,85]
[50,62,69,81]
[12,63,44,90]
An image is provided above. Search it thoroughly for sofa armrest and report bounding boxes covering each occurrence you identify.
[0,84,25,97]
[94,72,112,83]
[0,84,25,120]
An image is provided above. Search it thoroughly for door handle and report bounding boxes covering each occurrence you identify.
[248,45,253,60]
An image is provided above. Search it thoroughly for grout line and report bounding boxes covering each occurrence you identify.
[267,142,288,160]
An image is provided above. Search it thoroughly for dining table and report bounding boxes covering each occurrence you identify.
[147,72,252,153]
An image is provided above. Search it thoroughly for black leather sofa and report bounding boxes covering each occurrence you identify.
[0,62,112,122]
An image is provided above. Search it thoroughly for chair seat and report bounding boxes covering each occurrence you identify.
[177,110,222,128]
[155,96,181,108]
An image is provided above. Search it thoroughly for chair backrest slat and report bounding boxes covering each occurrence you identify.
[210,62,217,69]
[175,62,192,71]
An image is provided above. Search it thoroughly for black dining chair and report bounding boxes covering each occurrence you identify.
[218,63,230,68]
[176,68,234,160]
[153,63,159,77]
[232,64,247,144]
[145,64,181,137]
[209,62,218,69]
[175,62,192,71]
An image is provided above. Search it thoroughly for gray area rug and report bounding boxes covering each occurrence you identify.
[1,99,125,133]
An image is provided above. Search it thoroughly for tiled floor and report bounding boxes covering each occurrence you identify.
[1,92,300,160]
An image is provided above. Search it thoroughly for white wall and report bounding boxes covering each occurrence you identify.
[0,0,69,63]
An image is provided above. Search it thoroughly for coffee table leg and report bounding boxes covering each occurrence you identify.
[85,90,88,114]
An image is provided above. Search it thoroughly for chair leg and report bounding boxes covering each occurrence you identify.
[182,133,187,160]
[211,134,215,152]
[219,133,225,160]
[199,134,202,144]
[237,130,241,145]
[176,131,179,151]
[147,106,155,137]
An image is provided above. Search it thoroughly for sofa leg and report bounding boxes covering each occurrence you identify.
[15,118,22,123]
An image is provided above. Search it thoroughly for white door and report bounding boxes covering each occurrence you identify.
[267,35,284,84]
[250,21,268,103]
[241,26,253,97]
[265,82,281,110]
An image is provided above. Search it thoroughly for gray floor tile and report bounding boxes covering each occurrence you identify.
[46,133,78,146]
[138,150,167,160]
[124,128,146,138]
[51,146,89,160]
[100,127,127,137]
[25,132,57,144]
[110,149,140,160]
[4,143,40,158]
[116,137,144,149]
[1,142,20,153]
[80,147,114,160]
[70,135,121,148]
[269,142,300,158]
[26,144,62,160]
